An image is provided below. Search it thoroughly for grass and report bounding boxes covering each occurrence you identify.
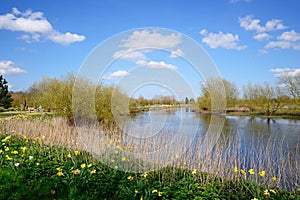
[0,115,300,199]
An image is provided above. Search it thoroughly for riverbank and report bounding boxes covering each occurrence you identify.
[1,133,299,199]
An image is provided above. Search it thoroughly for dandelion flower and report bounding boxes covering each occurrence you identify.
[90,169,96,174]
[56,167,62,171]
[152,189,158,193]
[272,176,277,181]
[74,151,80,156]
[248,169,255,175]
[1,135,11,142]
[259,170,265,177]
[67,153,72,158]
[127,176,133,181]
[81,163,86,169]
[240,169,246,175]
[122,157,126,161]
[11,150,18,155]
[142,172,147,178]
[4,146,9,151]
[158,192,163,196]
[192,169,197,175]
[135,189,139,194]
[87,163,92,168]
[111,159,115,163]
[0,149,3,154]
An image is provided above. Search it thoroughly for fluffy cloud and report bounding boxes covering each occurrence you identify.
[265,30,300,50]
[146,61,177,70]
[121,30,181,49]
[0,60,26,75]
[239,15,287,33]
[170,49,184,58]
[103,70,129,80]
[253,33,271,41]
[0,8,85,45]
[270,67,300,77]
[113,50,147,61]
[200,29,247,50]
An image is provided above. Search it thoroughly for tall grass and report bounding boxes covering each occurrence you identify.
[0,115,299,191]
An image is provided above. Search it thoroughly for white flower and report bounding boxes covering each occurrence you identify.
[36,163,40,166]
[14,163,20,167]
[29,156,33,160]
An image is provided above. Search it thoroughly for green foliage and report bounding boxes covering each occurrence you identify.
[0,75,13,109]
[1,133,299,200]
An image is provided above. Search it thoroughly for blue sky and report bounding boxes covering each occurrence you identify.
[1,0,300,99]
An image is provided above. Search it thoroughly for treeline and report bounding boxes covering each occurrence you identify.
[198,71,300,116]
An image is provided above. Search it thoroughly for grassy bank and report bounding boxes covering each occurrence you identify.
[0,116,300,199]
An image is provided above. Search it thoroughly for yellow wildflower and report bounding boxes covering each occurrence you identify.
[248,169,255,175]
[111,159,115,163]
[174,154,179,159]
[122,157,126,161]
[21,147,27,153]
[74,150,80,156]
[0,149,3,154]
[269,189,276,194]
[158,192,163,196]
[264,189,270,196]
[259,170,265,177]
[87,163,92,168]
[90,169,96,174]
[1,135,11,142]
[272,176,277,181]
[114,165,118,169]
[140,197,143,200]
[67,153,72,158]
[142,172,147,178]
[234,167,239,173]
[251,198,258,200]
[57,171,64,177]
[192,169,197,175]
[11,150,18,155]
[4,146,9,151]
[56,167,62,171]
[81,163,86,169]
[5,155,12,160]
[240,169,246,175]
[152,189,158,193]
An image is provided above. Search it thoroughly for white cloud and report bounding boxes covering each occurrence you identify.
[47,31,85,45]
[146,61,177,70]
[201,30,247,50]
[199,29,207,35]
[277,30,300,42]
[239,15,287,33]
[0,60,26,75]
[0,7,85,45]
[121,30,181,49]
[265,30,300,50]
[103,70,129,80]
[253,33,271,41]
[270,67,300,77]
[113,50,147,61]
[170,49,184,58]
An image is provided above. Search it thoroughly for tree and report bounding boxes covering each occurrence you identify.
[276,71,300,104]
[198,78,237,110]
[0,75,13,109]
[243,82,282,116]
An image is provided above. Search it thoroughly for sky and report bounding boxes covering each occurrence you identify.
[1,0,300,99]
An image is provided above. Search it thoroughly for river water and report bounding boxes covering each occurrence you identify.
[125,108,300,189]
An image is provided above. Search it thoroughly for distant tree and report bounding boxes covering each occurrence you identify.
[198,78,237,110]
[276,71,300,104]
[243,82,282,116]
[185,97,189,104]
[0,75,13,109]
